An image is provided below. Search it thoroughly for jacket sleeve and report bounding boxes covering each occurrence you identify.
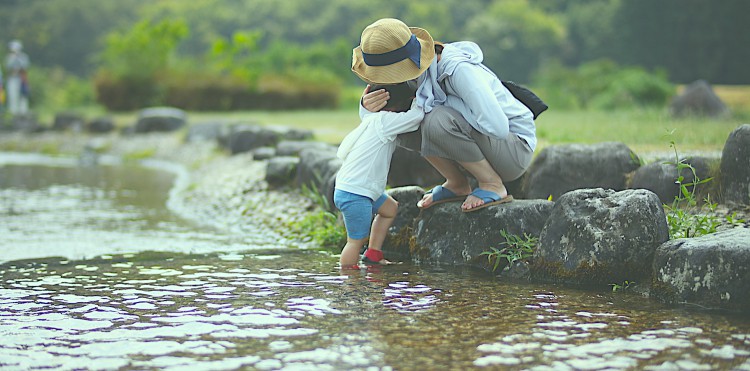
[447,64,510,140]
[377,100,424,141]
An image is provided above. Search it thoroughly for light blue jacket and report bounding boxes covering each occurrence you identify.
[416,41,537,151]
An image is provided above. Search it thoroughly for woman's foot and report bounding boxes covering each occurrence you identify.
[417,184,471,209]
[462,183,508,211]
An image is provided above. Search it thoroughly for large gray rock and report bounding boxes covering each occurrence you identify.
[381,186,427,260]
[387,147,444,188]
[265,125,314,141]
[86,117,114,133]
[134,107,186,133]
[295,146,341,210]
[265,156,299,187]
[10,113,41,133]
[276,140,334,157]
[670,80,730,118]
[720,124,750,206]
[524,142,641,200]
[227,127,282,155]
[652,228,750,313]
[53,112,85,131]
[533,188,669,286]
[630,156,715,204]
[403,199,553,270]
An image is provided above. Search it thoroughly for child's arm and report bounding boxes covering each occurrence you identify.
[379,100,424,138]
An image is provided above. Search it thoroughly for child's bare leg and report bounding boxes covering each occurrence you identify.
[366,196,398,264]
[340,237,367,268]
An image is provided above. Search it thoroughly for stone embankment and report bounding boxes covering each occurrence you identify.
[1,108,749,313]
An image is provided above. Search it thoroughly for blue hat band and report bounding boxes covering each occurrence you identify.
[361,34,421,69]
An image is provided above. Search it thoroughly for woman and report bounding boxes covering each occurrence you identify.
[352,18,536,212]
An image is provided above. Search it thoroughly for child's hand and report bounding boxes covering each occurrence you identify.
[362,85,389,112]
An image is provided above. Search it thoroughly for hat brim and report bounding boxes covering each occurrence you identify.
[352,27,435,85]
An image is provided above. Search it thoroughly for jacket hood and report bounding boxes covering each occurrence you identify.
[437,41,485,80]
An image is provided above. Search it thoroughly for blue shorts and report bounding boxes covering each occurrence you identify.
[333,190,387,240]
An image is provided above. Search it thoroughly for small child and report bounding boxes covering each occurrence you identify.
[334,82,423,268]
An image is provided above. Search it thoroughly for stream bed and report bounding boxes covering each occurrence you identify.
[1,153,749,370]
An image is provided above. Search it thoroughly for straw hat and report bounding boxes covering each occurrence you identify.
[352,18,435,84]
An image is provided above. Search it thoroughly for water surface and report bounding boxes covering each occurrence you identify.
[1,154,749,370]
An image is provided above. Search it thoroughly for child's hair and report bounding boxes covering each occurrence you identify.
[371,81,417,112]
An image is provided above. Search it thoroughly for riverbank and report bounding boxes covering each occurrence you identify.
[0,131,319,249]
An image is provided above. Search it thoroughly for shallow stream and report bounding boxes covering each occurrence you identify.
[1,153,749,370]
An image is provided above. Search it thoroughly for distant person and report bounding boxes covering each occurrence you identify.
[0,61,4,111]
[334,81,423,268]
[5,40,30,115]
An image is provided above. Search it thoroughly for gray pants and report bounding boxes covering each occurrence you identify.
[397,105,533,182]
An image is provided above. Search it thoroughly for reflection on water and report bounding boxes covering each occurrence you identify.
[1,156,288,263]
[1,156,749,370]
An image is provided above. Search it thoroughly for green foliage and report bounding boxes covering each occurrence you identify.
[25,67,97,111]
[466,0,566,82]
[534,59,675,110]
[481,230,538,272]
[122,148,157,162]
[94,18,188,110]
[288,184,346,249]
[208,30,263,86]
[610,280,635,292]
[3,0,750,86]
[97,18,189,80]
[663,138,723,239]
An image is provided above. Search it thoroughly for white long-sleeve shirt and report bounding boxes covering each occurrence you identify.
[336,99,424,200]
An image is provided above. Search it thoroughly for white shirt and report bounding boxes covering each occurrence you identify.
[336,99,423,200]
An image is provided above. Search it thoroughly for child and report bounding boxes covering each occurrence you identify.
[334,82,423,268]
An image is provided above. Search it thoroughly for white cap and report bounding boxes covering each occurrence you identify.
[9,40,22,52]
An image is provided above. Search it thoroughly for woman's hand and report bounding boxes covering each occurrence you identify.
[361,85,389,112]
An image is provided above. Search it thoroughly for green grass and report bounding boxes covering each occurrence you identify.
[75,84,750,158]
[534,109,743,156]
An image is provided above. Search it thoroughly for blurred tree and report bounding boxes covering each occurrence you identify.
[3,0,749,89]
[97,18,189,80]
[464,0,566,82]
[612,0,750,84]
[0,0,146,76]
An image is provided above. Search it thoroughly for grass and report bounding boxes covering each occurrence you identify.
[33,84,749,159]
[533,109,742,156]
[105,107,748,159]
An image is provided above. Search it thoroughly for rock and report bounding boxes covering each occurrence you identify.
[227,126,282,155]
[523,142,641,200]
[381,186,425,262]
[652,228,750,313]
[187,122,225,142]
[134,107,186,133]
[387,147,444,188]
[276,140,334,157]
[533,188,669,286]
[720,124,750,206]
[53,112,85,131]
[265,156,299,187]
[252,147,276,160]
[630,156,716,204]
[406,199,553,269]
[670,80,730,118]
[11,113,41,133]
[281,127,314,141]
[87,117,115,133]
[295,146,341,210]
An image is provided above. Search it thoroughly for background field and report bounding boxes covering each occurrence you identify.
[107,85,749,161]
